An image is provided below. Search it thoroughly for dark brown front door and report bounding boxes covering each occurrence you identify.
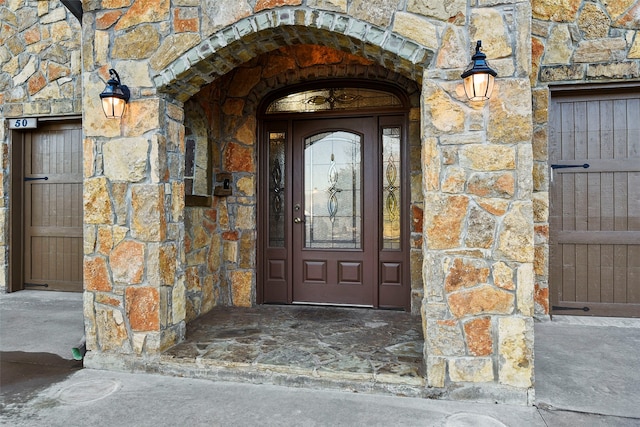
[261,114,409,309]
[292,118,376,306]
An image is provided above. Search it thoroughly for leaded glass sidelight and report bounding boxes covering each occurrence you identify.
[269,132,286,247]
[304,131,362,249]
[382,127,401,250]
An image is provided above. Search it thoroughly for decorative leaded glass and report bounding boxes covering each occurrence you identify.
[382,127,401,249]
[268,132,286,247]
[304,131,362,249]
[267,88,402,114]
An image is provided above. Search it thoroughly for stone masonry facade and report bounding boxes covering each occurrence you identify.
[0,0,637,404]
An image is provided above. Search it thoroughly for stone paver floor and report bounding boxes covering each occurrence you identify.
[163,305,425,391]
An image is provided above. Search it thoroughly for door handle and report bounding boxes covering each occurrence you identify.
[294,217,304,224]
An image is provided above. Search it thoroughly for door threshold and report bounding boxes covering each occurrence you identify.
[291,301,374,309]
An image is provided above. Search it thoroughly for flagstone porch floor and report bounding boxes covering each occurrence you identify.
[158,305,428,397]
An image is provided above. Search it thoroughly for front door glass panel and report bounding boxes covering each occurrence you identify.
[304,131,362,249]
[268,131,286,247]
[382,127,401,250]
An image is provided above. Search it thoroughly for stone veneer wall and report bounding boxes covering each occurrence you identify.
[530,0,640,318]
[0,0,82,293]
[421,2,535,402]
[0,0,537,402]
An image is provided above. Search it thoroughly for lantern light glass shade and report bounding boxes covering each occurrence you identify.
[461,40,497,101]
[99,69,130,118]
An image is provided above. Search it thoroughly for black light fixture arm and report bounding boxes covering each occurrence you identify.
[461,41,497,80]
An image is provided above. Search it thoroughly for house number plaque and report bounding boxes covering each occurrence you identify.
[9,118,38,129]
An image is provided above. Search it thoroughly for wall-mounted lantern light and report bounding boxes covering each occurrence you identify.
[100,69,130,119]
[461,40,497,101]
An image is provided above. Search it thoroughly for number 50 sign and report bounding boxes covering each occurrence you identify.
[9,118,38,129]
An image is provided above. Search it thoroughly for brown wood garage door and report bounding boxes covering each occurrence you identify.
[17,122,83,292]
[549,88,640,317]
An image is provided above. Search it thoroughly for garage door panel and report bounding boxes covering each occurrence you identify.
[550,89,640,316]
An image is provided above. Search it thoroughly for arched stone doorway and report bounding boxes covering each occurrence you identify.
[180,45,423,320]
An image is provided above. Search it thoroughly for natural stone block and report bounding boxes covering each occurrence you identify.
[532,0,580,21]
[131,184,166,242]
[488,79,532,144]
[126,286,160,331]
[150,134,168,184]
[575,38,628,63]
[96,226,114,255]
[448,285,515,318]
[83,138,95,178]
[629,36,640,59]
[228,67,262,98]
[449,357,494,383]
[123,99,162,137]
[393,12,438,50]
[587,62,639,80]
[159,243,177,285]
[424,194,468,249]
[543,25,572,65]
[465,205,496,249]
[110,240,145,284]
[442,167,465,194]
[185,266,201,292]
[96,307,130,352]
[517,263,535,316]
[208,233,222,272]
[230,270,253,307]
[115,0,170,31]
[149,33,200,71]
[423,137,440,192]
[426,319,466,356]
[460,145,515,171]
[539,64,584,81]
[84,177,114,224]
[468,172,515,199]
[424,86,465,134]
[470,9,512,59]
[477,198,509,216]
[444,258,490,293]
[577,3,610,39]
[103,137,148,182]
[532,192,549,223]
[223,240,238,263]
[307,0,347,12]
[497,201,534,263]
[426,356,446,388]
[464,317,493,357]
[172,275,187,323]
[436,26,467,69]
[112,24,160,59]
[407,0,465,22]
[498,317,533,388]
[84,256,112,292]
[535,283,550,315]
[493,261,514,290]
[224,142,255,172]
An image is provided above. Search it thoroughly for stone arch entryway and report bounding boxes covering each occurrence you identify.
[83,3,536,403]
[178,44,424,320]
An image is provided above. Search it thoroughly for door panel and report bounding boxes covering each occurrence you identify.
[23,123,83,292]
[292,118,376,306]
[549,90,640,316]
